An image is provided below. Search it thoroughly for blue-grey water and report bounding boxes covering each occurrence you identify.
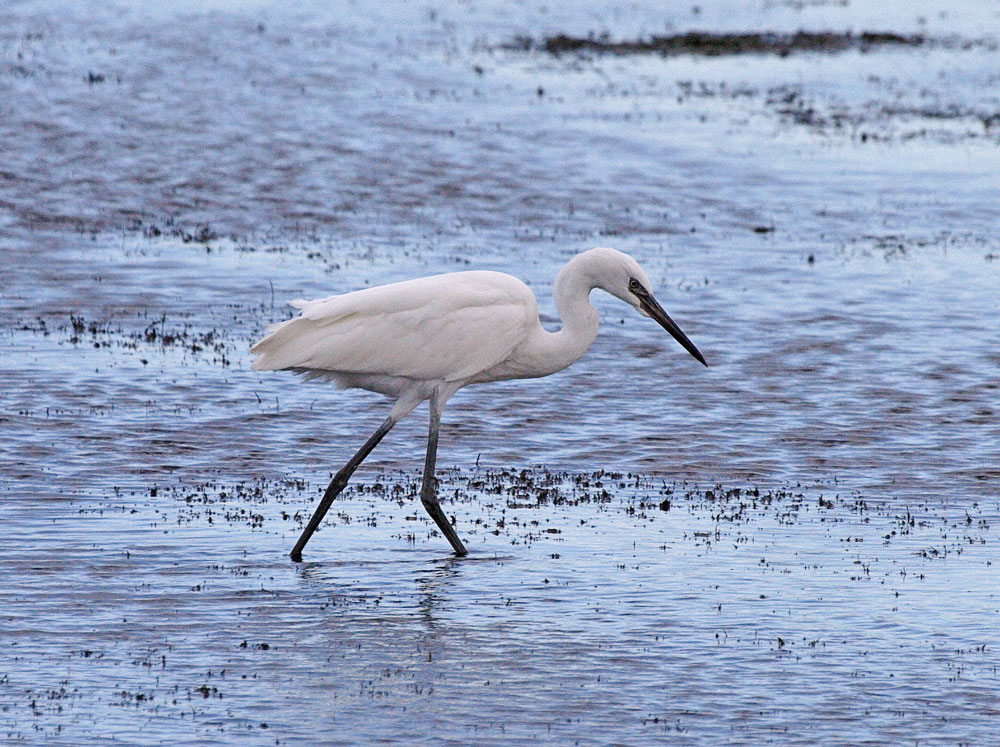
[2,0,999,743]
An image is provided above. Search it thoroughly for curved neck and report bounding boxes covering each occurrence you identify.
[529,255,601,376]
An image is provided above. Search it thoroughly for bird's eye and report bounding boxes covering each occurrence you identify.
[628,278,641,292]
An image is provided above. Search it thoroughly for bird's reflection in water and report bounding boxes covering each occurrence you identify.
[414,556,466,629]
[291,553,474,626]
[294,551,512,634]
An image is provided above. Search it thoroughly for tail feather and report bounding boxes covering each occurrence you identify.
[249,317,300,371]
[250,314,342,371]
[251,295,354,372]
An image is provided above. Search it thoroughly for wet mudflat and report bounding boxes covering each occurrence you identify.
[2,0,999,743]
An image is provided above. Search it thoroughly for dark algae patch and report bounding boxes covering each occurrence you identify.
[512,31,933,57]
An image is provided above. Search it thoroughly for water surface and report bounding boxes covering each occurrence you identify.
[2,0,999,743]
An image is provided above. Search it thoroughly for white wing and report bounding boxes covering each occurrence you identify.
[250,271,538,382]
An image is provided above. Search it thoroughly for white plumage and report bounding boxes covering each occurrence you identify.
[252,271,536,390]
[251,247,706,561]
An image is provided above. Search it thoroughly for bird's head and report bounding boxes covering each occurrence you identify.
[586,247,708,367]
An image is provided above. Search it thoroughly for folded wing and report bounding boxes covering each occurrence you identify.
[250,271,537,383]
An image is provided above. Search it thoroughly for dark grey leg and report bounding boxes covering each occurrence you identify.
[421,406,468,556]
[290,416,396,562]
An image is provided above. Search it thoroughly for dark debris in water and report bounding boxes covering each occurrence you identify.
[560,74,1000,147]
[108,468,993,562]
[125,217,225,245]
[839,231,1000,262]
[17,313,239,367]
[508,31,938,58]
[771,89,1000,144]
[8,467,996,743]
[119,216,356,273]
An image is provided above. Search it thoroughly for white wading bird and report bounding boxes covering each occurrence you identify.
[251,247,707,561]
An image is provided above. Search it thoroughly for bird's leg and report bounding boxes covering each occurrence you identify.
[290,416,396,562]
[421,405,468,557]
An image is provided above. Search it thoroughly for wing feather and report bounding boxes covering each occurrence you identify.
[250,271,537,382]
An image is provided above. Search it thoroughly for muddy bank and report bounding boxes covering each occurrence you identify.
[509,30,959,57]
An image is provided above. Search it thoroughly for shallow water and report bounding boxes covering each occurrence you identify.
[2,0,999,743]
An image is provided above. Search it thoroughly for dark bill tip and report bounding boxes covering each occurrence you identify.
[638,294,708,367]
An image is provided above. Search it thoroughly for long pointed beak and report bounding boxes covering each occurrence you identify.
[638,292,708,367]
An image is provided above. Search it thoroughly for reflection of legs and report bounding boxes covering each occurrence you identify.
[290,416,396,562]
[421,403,468,556]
